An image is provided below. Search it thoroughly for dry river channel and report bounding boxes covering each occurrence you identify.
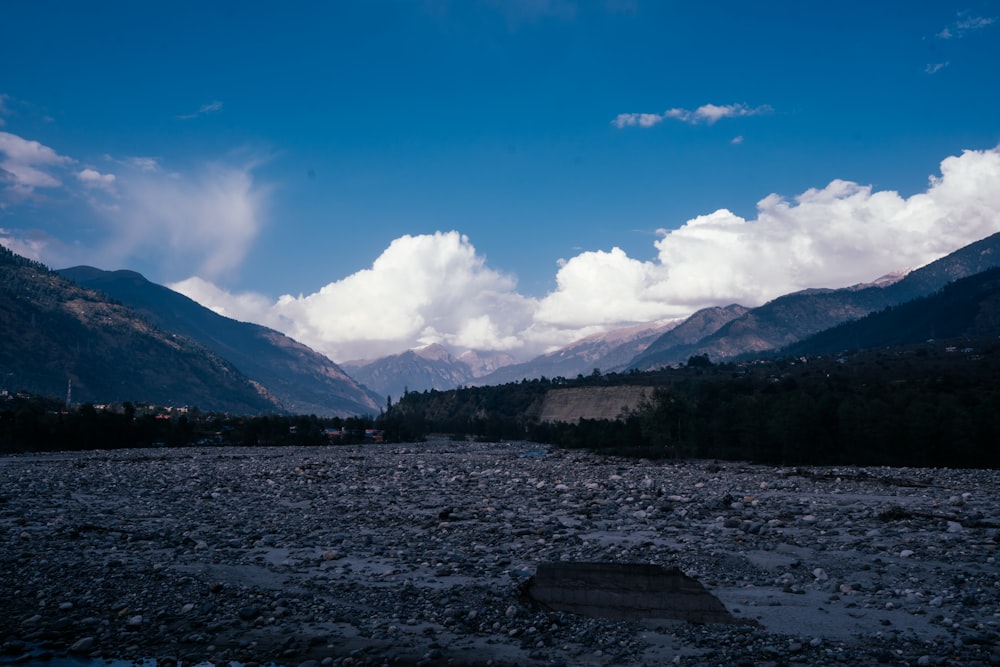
[2,441,999,667]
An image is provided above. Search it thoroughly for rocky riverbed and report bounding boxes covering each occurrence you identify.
[2,441,999,666]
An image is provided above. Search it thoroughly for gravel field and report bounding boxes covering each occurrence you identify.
[2,441,1000,666]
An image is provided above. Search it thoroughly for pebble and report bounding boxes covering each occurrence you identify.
[1,442,998,667]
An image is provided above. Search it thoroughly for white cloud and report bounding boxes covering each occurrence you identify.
[178,100,224,120]
[0,133,268,286]
[938,12,995,39]
[76,167,116,192]
[538,146,1000,328]
[272,231,537,360]
[925,62,949,74]
[168,276,277,324]
[165,146,1000,364]
[731,135,744,145]
[173,231,539,361]
[5,130,988,365]
[692,103,766,124]
[0,131,72,194]
[535,247,668,327]
[0,227,48,261]
[126,156,161,172]
[612,112,666,129]
[102,159,267,280]
[613,103,772,128]
[0,132,68,166]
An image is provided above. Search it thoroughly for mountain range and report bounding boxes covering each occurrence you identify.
[341,321,677,400]
[473,320,679,386]
[3,231,999,413]
[628,231,1000,369]
[341,344,486,402]
[346,231,1000,388]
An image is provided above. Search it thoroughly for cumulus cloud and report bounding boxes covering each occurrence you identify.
[613,103,772,128]
[76,167,116,192]
[168,276,278,324]
[537,146,1000,330]
[163,146,1000,363]
[535,247,666,327]
[268,231,537,361]
[0,131,72,195]
[173,232,540,361]
[5,107,993,370]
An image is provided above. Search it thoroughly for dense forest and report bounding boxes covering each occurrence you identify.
[379,339,1000,468]
[0,395,377,453]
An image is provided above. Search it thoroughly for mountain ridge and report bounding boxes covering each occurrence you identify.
[782,266,1000,356]
[341,232,1000,392]
[57,266,381,417]
[629,231,1000,369]
[0,248,275,413]
[473,320,679,386]
[341,343,477,401]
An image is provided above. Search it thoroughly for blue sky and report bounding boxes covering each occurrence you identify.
[2,1,1000,362]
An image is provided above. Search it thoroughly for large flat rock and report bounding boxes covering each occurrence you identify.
[527,561,740,623]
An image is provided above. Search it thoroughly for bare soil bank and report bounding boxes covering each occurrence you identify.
[537,386,652,423]
[2,442,999,666]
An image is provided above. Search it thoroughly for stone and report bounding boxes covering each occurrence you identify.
[3,442,1000,667]
[69,637,95,653]
[525,561,745,624]
[238,605,260,621]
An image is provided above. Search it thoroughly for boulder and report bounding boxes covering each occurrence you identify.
[526,561,743,624]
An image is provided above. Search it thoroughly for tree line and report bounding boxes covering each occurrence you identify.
[4,340,997,469]
[0,395,377,453]
[379,343,1000,468]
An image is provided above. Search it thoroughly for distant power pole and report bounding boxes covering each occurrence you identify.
[66,379,72,409]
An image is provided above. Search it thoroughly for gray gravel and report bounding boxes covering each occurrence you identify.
[2,440,999,666]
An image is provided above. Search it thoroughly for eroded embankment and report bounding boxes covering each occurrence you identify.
[536,385,653,423]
